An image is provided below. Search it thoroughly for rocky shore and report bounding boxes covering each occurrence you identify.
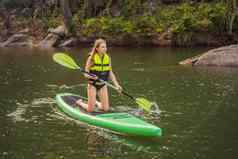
[0,25,233,49]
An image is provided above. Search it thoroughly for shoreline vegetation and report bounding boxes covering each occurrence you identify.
[0,0,237,48]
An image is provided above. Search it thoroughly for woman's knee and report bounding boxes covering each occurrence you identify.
[101,102,109,111]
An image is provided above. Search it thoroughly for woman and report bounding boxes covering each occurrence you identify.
[76,38,122,112]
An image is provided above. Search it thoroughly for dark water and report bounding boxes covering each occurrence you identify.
[1,47,238,159]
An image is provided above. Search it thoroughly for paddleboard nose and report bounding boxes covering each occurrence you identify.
[155,128,162,137]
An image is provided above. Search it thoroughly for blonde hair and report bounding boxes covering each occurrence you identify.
[90,38,106,57]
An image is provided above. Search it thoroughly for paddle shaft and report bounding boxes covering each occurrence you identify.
[79,68,135,100]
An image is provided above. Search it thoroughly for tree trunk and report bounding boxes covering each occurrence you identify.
[228,0,237,35]
[147,0,157,16]
[3,9,11,36]
[83,0,106,17]
[60,0,73,35]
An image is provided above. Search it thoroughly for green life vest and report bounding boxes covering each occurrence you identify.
[90,53,111,71]
[89,53,111,82]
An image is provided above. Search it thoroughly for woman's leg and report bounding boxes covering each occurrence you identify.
[76,84,96,112]
[98,85,109,112]
[87,84,97,112]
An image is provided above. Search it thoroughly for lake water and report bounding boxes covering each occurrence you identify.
[1,46,238,159]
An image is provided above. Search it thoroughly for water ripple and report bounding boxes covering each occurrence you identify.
[6,102,28,122]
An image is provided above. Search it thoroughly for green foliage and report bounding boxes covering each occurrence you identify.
[171,3,199,33]
[100,17,135,34]
[120,0,142,17]
[196,2,227,32]
[41,16,62,29]
[153,2,229,45]
[79,15,165,37]
[156,2,228,34]
[133,15,157,34]
[78,2,228,38]
[80,18,102,37]
[0,0,233,40]
[80,17,136,37]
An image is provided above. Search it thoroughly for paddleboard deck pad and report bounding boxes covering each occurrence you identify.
[55,93,162,137]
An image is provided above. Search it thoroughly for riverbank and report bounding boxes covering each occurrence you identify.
[0,2,237,48]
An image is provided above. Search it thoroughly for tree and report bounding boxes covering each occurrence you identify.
[60,0,73,35]
[228,0,238,35]
[0,0,18,35]
[83,0,106,17]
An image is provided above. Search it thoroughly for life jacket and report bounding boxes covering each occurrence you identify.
[89,53,111,82]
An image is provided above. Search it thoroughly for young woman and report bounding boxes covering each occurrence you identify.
[76,38,122,112]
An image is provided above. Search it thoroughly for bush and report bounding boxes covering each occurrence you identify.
[80,18,101,37]
[41,16,62,29]
[80,17,136,37]
[133,15,158,34]
[156,2,227,34]
[100,17,135,34]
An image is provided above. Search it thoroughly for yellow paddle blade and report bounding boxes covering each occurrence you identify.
[135,98,153,112]
[53,53,80,70]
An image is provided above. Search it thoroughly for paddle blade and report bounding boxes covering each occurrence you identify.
[135,98,153,112]
[53,53,80,69]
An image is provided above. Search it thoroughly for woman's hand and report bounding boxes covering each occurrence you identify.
[85,73,98,80]
[116,85,123,93]
[90,74,98,80]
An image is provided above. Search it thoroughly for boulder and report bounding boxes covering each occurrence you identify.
[152,30,173,46]
[38,33,61,48]
[179,45,238,67]
[59,37,78,47]
[0,33,33,47]
[38,25,66,48]
[48,25,66,37]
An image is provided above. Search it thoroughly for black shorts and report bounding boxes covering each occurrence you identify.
[89,80,106,91]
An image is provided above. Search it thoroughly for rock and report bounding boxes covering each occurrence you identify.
[179,54,201,66]
[152,30,172,46]
[59,37,78,47]
[37,25,67,48]
[48,25,66,37]
[194,45,238,67]
[38,25,66,48]
[0,33,33,47]
[107,34,138,46]
[38,33,61,48]
[77,36,95,45]
[179,45,238,67]
[18,28,30,34]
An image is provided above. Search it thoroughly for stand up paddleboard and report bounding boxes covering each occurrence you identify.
[55,93,162,137]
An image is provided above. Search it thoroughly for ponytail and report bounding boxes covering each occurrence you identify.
[89,38,106,58]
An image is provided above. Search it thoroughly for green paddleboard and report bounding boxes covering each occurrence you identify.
[55,93,162,137]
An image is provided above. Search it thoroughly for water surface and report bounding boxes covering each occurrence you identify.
[1,47,238,159]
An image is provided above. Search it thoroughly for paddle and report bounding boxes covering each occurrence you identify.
[53,52,153,112]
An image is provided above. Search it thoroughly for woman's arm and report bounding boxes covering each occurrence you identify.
[109,70,120,87]
[109,58,122,91]
[84,55,96,79]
